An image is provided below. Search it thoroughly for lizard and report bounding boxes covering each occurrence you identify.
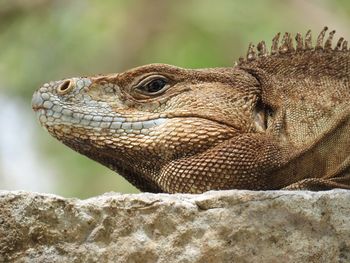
[32,27,350,193]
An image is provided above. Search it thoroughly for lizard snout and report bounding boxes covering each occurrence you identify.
[31,91,44,111]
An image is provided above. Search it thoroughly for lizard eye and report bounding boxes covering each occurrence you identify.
[137,77,168,95]
[147,79,167,93]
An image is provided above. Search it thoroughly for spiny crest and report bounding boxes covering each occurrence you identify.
[238,27,348,64]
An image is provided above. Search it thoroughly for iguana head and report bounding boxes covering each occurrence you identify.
[32,64,265,192]
[33,27,350,193]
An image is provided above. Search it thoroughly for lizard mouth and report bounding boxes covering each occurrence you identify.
[32,89,168,130]
[34,103,240,135]
[33,88,244,133]
[32,105,45,111]
[32,91,45,112]
[33,98,262,138]
[35,106,168,131]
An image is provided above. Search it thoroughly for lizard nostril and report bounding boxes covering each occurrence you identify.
[57,80,74,94]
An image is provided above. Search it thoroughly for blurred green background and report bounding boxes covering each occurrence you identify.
[0,0,349,198]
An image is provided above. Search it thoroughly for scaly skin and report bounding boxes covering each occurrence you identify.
[32,27,350,193]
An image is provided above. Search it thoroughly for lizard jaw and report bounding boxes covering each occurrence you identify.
[32,86,239,134]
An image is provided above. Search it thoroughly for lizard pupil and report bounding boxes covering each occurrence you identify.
[144,79,167,93]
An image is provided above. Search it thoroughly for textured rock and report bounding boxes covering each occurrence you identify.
[1,190,350,263]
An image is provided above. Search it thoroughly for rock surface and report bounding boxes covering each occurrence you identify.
[0,190,350,263]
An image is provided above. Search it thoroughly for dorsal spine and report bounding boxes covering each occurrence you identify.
[240,26,348,65]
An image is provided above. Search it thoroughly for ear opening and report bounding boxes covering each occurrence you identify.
[253,98,274,132]
[240,66,276,132]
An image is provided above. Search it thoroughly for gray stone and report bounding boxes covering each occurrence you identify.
[0,190,350,263]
